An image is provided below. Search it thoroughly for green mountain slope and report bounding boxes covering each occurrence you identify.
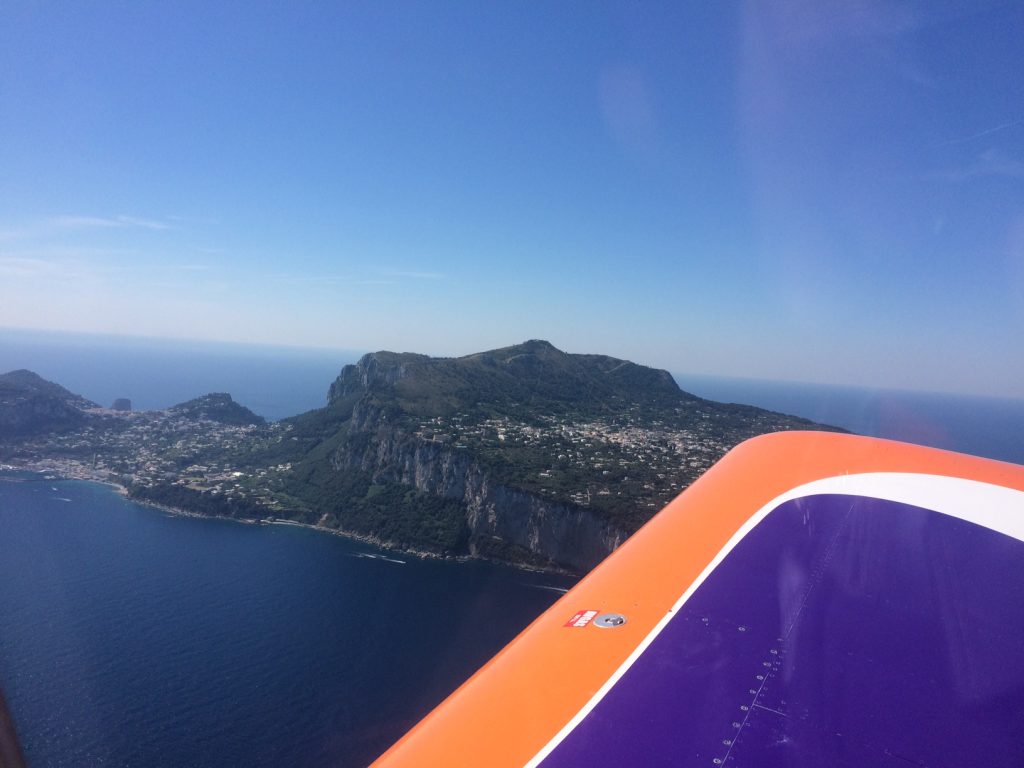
[272,341,844,570]
[0,369,97,436]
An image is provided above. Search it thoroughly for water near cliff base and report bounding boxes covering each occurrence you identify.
[3,331,1023,766]
[0,476,573,767]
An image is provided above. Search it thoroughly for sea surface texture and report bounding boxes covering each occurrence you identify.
[3,332,1023,766]
[674,374,1024,465]
[3,329,1022,465]
[0,329,356,421]
[0,476,572,767]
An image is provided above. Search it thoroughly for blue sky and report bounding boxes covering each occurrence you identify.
[1,2,1022,397]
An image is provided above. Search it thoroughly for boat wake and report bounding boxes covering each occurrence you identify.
[352,552,407,565]
[526,584,569,594]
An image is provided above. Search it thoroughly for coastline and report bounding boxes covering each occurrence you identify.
[0,462,568,575]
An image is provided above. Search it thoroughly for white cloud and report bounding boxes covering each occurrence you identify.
[936,120,1024,148]
[0,255,101,282]
[0,256,62,279]
[165,214,220,225]
[0,226,34,242]
[169,264,215,272]
[270,273,356,284]
[50,214,173,231]
[743,0,921,49]
[379,268,443,280]
[940,150,1024,182]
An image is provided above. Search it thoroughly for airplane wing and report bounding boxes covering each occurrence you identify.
[372,431,1024,767]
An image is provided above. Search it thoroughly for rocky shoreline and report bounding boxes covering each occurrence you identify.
[0,460,571,575]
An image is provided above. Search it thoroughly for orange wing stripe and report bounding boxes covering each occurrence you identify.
[372,432,1024,767]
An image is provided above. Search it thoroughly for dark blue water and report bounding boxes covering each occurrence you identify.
[674,374,1024,466]
[3,332,1023,766]
[0,476,573,767]
[4,329,1023,465]
[0,328,359,421]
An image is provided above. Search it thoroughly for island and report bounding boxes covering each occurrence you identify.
[0,341,845,574]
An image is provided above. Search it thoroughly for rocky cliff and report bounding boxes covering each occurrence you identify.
[1,349,844,575]
[331,400,626,572]
[327,351,427,402]
[279,341,841,573]
[0,369,97,436]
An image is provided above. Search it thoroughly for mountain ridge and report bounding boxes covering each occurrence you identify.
[0,368,98,435]
[273,340,842,571]
[1,343,846,573]
[328,340,691,420]
[169,393,265,426]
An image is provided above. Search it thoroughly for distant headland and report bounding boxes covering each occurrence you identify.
[0,341,845,573]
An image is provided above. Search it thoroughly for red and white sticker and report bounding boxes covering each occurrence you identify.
[564,609,600,628]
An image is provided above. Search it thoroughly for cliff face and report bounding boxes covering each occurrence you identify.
[0,393,87,436]
[328,352,428,403]
[290,341,841,573]
[0,369,96,437]
[331,401,627,572]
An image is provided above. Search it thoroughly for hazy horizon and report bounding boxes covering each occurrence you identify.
[4,324,1023,404]
[2,3,1022,398]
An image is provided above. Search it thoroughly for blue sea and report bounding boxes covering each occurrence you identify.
[2,330,1024,766]
[4,328,1023,465]
[0,329,359,422]
[0,476,572,767]
[674,374,1024,466]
